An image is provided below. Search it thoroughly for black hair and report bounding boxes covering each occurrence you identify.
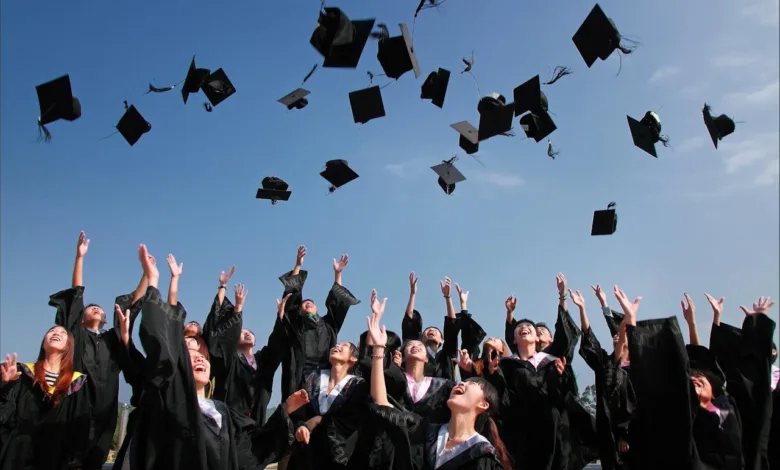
[468,377,514,470]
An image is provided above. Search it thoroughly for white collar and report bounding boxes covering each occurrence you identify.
[318,370,354,414]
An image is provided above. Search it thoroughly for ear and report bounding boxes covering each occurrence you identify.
[477,399,489,413]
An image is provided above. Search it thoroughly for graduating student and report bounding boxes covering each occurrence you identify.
[575,286,636,470]
[47,232,141,470]
[276,245,361,401]
[367,291,512,470]
[401,273,461,379]
[287,336,368,470]
[115,244,307,470]
[203,280,283,426]
[0,326,91,469]
[706,294,776,470]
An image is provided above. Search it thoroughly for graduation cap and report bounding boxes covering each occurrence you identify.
[572,4,634,68]
[591,202,617,236]
[627,111,669,158]
[513,76,549,117]
[348,86,386,124]
[116,105,151,147]
[182,56,211,104]
[256,176,291,205]
[431,158,466,195]
[310,8,375,69]
[278,88,310,110]
[420,68,450,108]
[35,75,82,141]
[477,93,515,142]
[376,23,422,80]
[702,103,735,149]
[519,111,557,142]
[321,159,359,192]
[450,121,479,154]
[201,69,236,107]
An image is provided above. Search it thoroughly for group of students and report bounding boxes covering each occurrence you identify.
[0,233,778,470]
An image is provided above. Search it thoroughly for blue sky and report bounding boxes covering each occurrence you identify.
[1,0,778,403]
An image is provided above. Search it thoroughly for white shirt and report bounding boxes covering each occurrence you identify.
[434,424,490,469]
[318,370,355,414]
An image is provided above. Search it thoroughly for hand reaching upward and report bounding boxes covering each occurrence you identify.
[409,272,418,295]
[276,293,292,320]
[167,254,183,278]
[0,354,20,383]
[333,255,349,273]
[613,285,641,320]
[76,231,90,258]
[740,297,775,316]
[440,277,452,297]
[219,266,236,287]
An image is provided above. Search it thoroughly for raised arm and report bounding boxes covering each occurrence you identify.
[217,265,236,306]
[592,284,623,337]
[406,272,418,320]
[72,231,89,288]
[323,254,360,333]
[570,288,589,333]
[166,254,184,306]
[680,294,701,346]
[456,284,487,359]
[367,290,392,408]
[441,277,456,319]
[279,246,308,321]
[556,272,568,312]
[504,295,518,350]
[572,289,611,373]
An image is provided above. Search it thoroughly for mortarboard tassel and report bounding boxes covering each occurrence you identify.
[302,64,318,85]
[203,103,213,112]
[547,139,560,159]
[369,23,390,40]
[543,66,573,85]
[37,117,52,143]
[145,83,175,94]
[124,100,129,110]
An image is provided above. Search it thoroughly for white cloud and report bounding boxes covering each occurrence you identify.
[648,66,681,84]
[383,159,426,178]
[754,157,780,186]
[711,55,760,68]
[679,82,710,99]
[741,0,780,26]
[723,79,780,108]
[675,136,706,154]
[721,132,779,176]
[471,171,525,188]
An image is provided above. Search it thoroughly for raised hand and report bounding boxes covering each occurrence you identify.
[703,293,725,324]
[613,285,641,318]
[366,292,388,348]
[409,271,418,295]
[115,304,130,346]
[167,254,183,278]
[452,349,473,373]
[139,245,159,282]
[333,254,349,273]
[739,296,775,316]
[276,293,292,319]
[392,350,403,367]
[556,273,567,295]
[569,289,585,309]
[76,231,90,258]
[296,245,306,267]
[440,277,452,297]
[285,389,310,414]
[0,354,20,383]
[680,294,695,325]
[371,289,387,319]
[219,266,236,287]
[553,357,567,375]
[505,295,518,313]
[590,284,607,307]
[234,284,248,311]
[455,283,469,305]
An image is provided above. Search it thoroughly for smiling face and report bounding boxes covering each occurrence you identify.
[189,349,211,387]
[82,304,105,329]
[447,380,490,414]
[514,321,538,346]
[422,327,443,346]
[239,329,255,347]
[403,340,428,362]
[44,326,69,354]
[301,299,317,315]
[329,342,357,366]
[536,326,552,348]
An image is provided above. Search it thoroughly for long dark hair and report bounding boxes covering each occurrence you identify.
[34,326,76,406]
[467,377,513,470]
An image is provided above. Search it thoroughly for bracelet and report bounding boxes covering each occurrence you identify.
[443,295,451,298]
[559,293,567,300]
[372,354,385,359]
[218,286,226,290]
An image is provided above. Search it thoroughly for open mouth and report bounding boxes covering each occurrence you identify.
[51,336,62,343]
[194,364,207,372]
[451,384,466,396]
[331,346,341,354]
[519,327,532,336]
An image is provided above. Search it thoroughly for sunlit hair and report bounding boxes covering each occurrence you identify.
[186,334,210,362]
[466,377,514,470]
[184,321,202,336]
[34,326,75,406]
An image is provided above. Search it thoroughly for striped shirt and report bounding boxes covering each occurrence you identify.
[44,370,58,388]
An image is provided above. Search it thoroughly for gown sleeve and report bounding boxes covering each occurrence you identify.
[457,310,487,360]
[546,305,582,361]
[236,403,296,469]
[322,283,361,334]
[435,316,461,380]
[626,316,699,469]
[402,310,424,343]
[279,269,308,329]
[579,327,610,375]
[367,403,428,470]
[203,295,242,389]
[504,320,516,354]
[49,286,87,371]
[138,286,185,388]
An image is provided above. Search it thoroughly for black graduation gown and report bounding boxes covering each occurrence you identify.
[204,295,283,425]
[401,310,460,380]
[0,363,90,470]
[769,384,779,470]
[625,317,701,470]
[368,404,504,470]
[579,326,637,470]
[384,366,454,421]
[692,395,743,470]
[114,286,295,470]
[48,286,135,470]
[277,269,361,401]
[456,310,487,360]
[288,371,369,470]
[709,314,776,470]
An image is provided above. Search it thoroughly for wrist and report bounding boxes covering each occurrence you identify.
[372,345,386,351]
[218,285,226,289]
[443,295,451,299]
